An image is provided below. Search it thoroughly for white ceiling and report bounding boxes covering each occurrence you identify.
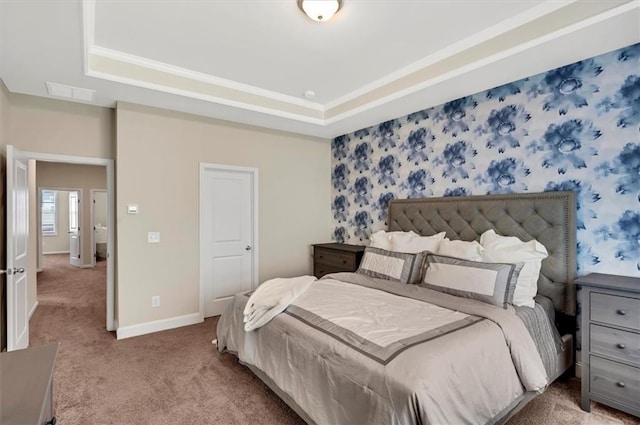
[1,0,639,139]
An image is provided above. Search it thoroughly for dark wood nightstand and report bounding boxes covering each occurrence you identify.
[312,243,366,278]
[576,273,639,418]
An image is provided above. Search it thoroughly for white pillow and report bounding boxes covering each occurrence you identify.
[437,239,484,261]
[480,230,548,308]
[369,230,418,250]
[369,230,392,250]
[391,231,446,254]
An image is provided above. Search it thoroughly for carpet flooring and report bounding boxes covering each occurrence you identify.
[30,254,639,425]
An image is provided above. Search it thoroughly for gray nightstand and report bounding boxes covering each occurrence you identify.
[577,273,639,418]
[0,343,59,425]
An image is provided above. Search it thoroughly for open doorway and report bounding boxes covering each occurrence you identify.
[39,188,83,268]
[27,150,115,329]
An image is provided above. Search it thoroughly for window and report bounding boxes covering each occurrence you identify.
[41,190,57,235]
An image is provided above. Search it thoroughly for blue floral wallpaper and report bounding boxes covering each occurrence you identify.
[331,43,640,280]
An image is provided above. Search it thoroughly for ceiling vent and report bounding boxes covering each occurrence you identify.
[45,82,96,102]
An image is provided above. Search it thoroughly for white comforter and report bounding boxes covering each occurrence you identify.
[243,275,316,331]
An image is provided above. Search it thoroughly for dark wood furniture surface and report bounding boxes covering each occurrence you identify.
[0,342,59,425]
[312,243,366,278]
[577,273,639,418]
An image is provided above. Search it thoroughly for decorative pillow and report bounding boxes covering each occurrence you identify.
[421,253,523,309]
[356,247,425,284]
[437,238,484,261]
[391,231,446,254]
[480,230,549,308]
[369,230,392,250]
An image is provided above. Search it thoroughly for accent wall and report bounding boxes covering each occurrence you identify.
[331,43,640,278]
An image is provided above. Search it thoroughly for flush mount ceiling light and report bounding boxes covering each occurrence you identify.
[297,0,343,22]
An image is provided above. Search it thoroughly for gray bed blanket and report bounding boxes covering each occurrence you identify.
[217,273,549,425]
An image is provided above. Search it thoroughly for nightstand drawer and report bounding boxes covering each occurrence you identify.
[590,356,640,409]
[591,324,640,366]
[314,247,357,269]
[313,262,349,279]
[591,293,640,330]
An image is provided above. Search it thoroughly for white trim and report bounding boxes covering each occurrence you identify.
[28,301,39,320]
[85,68,326,126]
[199,163,259,319]
[89,45,324,111]
[116,313,203,340]
[323,0,574,110]
[43,251,71,255]
[324,0,640,125]
[21,151,116,332]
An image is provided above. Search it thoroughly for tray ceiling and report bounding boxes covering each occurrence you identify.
[1,0,639,138]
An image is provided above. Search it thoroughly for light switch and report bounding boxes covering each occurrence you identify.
[148,232,160,243]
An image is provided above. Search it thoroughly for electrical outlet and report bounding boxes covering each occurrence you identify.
[148,232,161,243]
[151,296,160,307]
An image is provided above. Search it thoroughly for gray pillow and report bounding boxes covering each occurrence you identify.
[356,247,425,284]
[421,253,523,309]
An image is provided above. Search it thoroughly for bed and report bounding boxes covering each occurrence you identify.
[216,191,577,425]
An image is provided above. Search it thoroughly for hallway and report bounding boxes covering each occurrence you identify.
[31,254,108,346]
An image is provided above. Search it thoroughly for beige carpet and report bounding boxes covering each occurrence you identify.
[30,254,638,425]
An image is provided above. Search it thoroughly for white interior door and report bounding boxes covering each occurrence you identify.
[6,145,30,351]
[201,165,256,317]
[69,190,81,267]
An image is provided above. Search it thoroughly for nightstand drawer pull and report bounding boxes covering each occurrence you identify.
[616,343,626,349]
[616,382,625,388]
[617,309,627,316]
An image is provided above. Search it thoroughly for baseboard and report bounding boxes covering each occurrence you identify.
[79,264,94,269]
[116,312,203,340]
[43,251,70,255]
[28,301,39,319]
[575,361,582,378]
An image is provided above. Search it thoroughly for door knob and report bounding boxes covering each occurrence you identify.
[245,246,252,251]
[0,268,25,275]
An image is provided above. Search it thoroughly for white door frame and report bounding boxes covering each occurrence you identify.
[23,151,116,331]
[199,163,259,320]
[90,189,107,267]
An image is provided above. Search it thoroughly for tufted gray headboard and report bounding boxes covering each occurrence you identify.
[388,191,577,322]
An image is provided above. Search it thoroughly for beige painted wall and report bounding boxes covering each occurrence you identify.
[6,92,114,159]
[42,190,71,253]
[2,88,332,337]
[1,90,114,328]
[116,102,331,328]
[94,191,107,228]
[36,162,107,267]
